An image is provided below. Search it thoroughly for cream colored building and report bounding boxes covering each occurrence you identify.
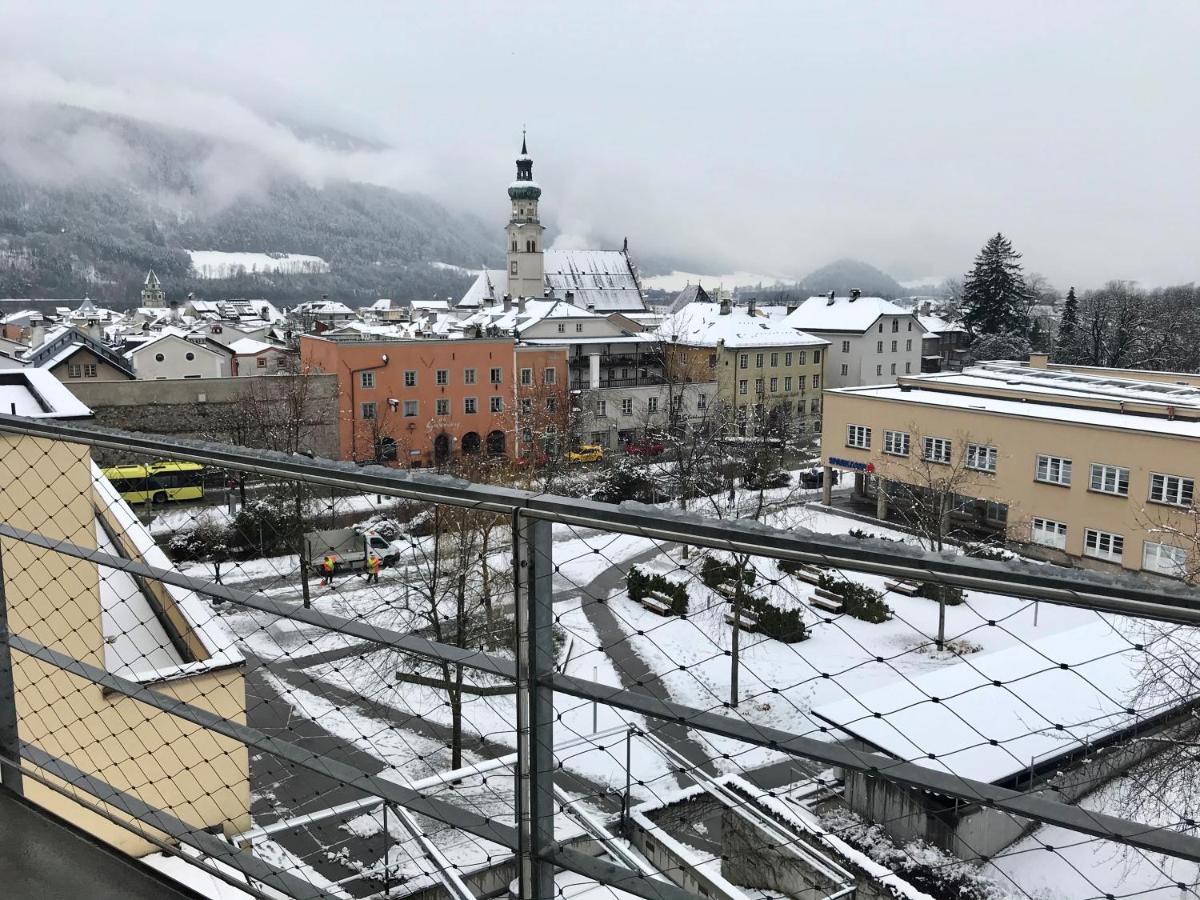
[821,355,1200,577]
[0,369,249,855]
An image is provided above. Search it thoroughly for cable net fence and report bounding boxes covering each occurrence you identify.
[0,422,1197,900]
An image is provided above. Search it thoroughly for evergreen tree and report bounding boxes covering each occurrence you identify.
[960,233,1033,338]
[1055,286,1079,361]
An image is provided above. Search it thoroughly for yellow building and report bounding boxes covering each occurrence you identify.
[821,355,1200,577]
[659,300,829,438]
[0,369,249,855]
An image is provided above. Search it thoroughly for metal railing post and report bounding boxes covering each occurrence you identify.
[514,511,555,899]
[0,546,22,795]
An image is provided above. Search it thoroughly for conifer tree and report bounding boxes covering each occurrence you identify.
[960,233,1033,338]
[1055,286,1079,360]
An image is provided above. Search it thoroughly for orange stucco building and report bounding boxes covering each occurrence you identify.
[300,335,567,466]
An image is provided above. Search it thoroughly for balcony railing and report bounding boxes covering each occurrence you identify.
[0,415,1196,900]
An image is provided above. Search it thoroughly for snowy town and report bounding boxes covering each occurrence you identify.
[0,5,1198,900]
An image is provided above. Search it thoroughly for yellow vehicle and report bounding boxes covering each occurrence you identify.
[103,461,206,504]
[566,444,605,464]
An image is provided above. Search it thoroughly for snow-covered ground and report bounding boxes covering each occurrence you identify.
[188,250,331,279]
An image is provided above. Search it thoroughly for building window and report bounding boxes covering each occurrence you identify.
[1089,463,1129,497]
[812,375,820,390]
[1150,473,1195,507]
[755,378,764,394]
[546,397,557,412]
[575,323,583,333]
[361,402,377,420]
[1031,517,1068,550]
[464,368,477,385]
[510,261,518,275]
[155,353,165,362]
[187,352,197,362]
[436,369,449,386]
[813,350,821,364]
[520,367,533,385]
[755,352,764,368]
[1084,528,1124,563]
[891,340,897,352]
[876,341,883,353]
[490,367,503,384]
[784,376,793,391]
[847,424,871,449]
[811,398,820,414]
[840,364,848,376]
[521,398,533,415]
[797,375,807,391]
[770,352,779,367]
[596,399,607,417]
[769,377,779,392]
[923,436,952,464]
[557,323,565,333]
[544,367,557,384]
[490,396,504,413]
[647,397,659,413]
[795,351,806,366]
[906,339,913,351]
[884,430,910,456]
[841,340,850,353]
[1143,541,1188,576]
[739,354,748,369]
[784,352,793,366]
[1036,454,1072,486]
[464,397,478,414]
[403,400,419,417]
[876,364,883,376]
[890,363,896,375]
[697,394,707,410]
[738,380,748,395]
[67,364,81,378]
[255,356,266,368]
[905,362,911,373]
[360,371,375,389]
[621,398,633,416]
[436,398,450,415]
[892,319,900,333]
[84,363,97,377]
[966,443,998,472]
[404,370,417,387]
[878,323,884,333]
[708,353,718,368]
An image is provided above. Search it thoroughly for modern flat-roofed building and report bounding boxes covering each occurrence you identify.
[821,354,1200,576]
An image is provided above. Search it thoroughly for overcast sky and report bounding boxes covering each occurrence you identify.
[1,0,1197,288]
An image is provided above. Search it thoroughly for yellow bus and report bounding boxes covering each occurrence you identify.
[102,461,206,505]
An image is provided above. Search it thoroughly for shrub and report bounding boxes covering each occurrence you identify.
[700,556,756,590]
[626,566,689,615]
[964,543,1008,561]
[847,527,898,543]
[745,595,808,642]
[167,518,231,563]
[817,573,892,623]
[916,582,965,606]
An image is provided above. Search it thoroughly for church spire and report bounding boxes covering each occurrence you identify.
[521,128,528,157]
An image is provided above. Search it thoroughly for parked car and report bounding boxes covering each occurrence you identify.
[515,450,549,469]
[566,444,605,464]
[623,437,665,457]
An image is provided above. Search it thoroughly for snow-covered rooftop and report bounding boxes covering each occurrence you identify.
[785,295,916,333]
[227,337,277,355]
[917,314,966,334]
[459,251,647,313]
[812,620,1175,785]
[0,368,92,418]
[657,303,828,349]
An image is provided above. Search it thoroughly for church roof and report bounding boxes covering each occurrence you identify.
[666,283,711,315]
[543,249,645,312]
[144,270,160,287]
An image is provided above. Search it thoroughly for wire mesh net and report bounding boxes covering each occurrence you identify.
[0,424,1196,900]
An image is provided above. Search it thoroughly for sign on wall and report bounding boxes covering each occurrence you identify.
[828,456,875,473]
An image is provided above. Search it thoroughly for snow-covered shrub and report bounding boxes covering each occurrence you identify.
[626,566,688,615]
[915,582,965,606]
[700,556,757,590]
[817,572,891,623]
[167,518,230,562]
[820,810,1000,900]
[746,595,808,643]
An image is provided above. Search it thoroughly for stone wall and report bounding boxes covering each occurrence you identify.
[65,373,341,463]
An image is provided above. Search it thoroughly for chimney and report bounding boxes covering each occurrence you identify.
[828,290,835,302]
[849,289,861,302]
[503,294,512,312]
[518,295,527,314]
[719,297,731,316]
[543,288,552,298]
[1029,352,1049,369]
[786,304,798,315]
[920,300,932,316]
[586,301,595,314]
[565,290,575,305]
[747,298,756,316]
[29,323,45,349]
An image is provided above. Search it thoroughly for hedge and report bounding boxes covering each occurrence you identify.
[700,557,757,590]
[817,572,892,623]
[916,582,965,606]
[627,566,689,616]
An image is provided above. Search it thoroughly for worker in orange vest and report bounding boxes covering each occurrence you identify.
[365,554,381,584]
[320,555,336,586]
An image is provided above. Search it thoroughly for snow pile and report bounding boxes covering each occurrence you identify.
[188,250,331,279]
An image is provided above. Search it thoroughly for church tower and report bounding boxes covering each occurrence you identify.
[505,133,545,300]
[142,270,165,308]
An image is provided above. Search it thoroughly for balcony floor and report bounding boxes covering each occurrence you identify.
[0,787,207,900]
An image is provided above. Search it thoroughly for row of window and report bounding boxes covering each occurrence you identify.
[737,375,821,395]
[360,367,557,389]
[555,323,586,333]
[847,427,999,472]
[361,395,515,419]
[1034,455,1193,506]
[66,363,99,378]
[595,395,689,418]
[843,362,914,377]
[1030,517,1188,573]
[737,350,820,369]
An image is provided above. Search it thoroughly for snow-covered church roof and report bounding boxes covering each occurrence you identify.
[458,249,646,313]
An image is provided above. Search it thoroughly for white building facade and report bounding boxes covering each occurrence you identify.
[785,294,923,389]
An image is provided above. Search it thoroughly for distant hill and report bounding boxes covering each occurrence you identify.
[0,105,499,306]
[734,258,906,304]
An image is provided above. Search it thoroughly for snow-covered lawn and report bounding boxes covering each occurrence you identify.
[188,250,330,279]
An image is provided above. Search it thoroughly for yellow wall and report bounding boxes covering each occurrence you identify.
[823,389,1197,573]
[0,434,249,855]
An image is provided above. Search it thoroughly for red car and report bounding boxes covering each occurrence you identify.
[623,437,666,456]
